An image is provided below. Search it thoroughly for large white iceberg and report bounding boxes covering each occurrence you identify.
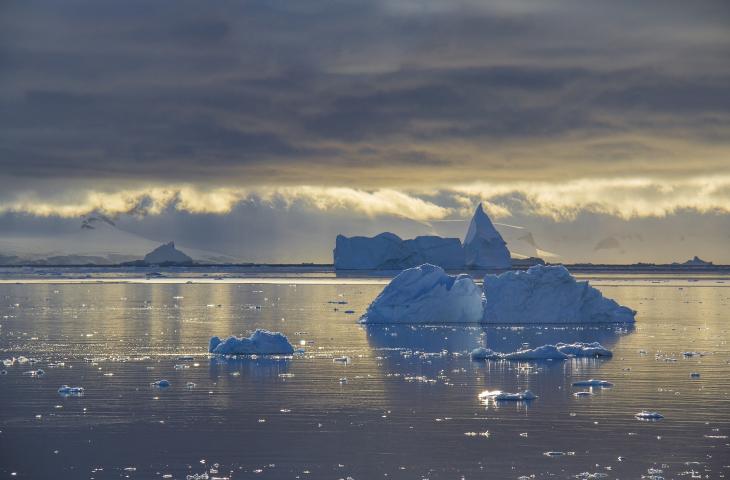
[334,233,463,270]
[360,264,483,324]
[144,241,193,265]
[209,329,295,355]
[463,203,511,269]
[482,265,636,323]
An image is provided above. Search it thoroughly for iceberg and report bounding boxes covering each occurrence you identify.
[209,329,295,355]
[58,385,84,396]
[471,342,612,361]
[635,411,664,420]
[463,203,511,269]
[360,264,483,324]
[482,265,636,323]
[143,241,193,265]
[478,389,537,402]
[571,379,613,387]
[333,233,464,270]
[555,342,613,357]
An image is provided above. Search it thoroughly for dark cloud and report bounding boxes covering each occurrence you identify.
[0,0,728,187]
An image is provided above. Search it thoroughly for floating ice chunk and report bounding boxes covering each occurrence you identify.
[556,342,613,357]
[58,385,84,396]
[635,411,664,420]
[543,451,565,457]
[470,347,502,360]
[571,379,614,387]
[479,389,537,402]
[209,329,294,355]
[502,345,570,360]
[471,342,612,361]
[573,391,594,397]
[482,265,636,323]
[493,390,537,401]
[151,379,171,388]
[360,264,483,324]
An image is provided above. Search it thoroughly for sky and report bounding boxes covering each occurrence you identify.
[1,0,729,263]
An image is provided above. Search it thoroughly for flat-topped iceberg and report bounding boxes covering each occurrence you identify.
[464,203,511,269]
[334,233,463,270]
[471,342,612,361]
[209,329,295,355]
[483,265,636,323]
[360,264,483,324]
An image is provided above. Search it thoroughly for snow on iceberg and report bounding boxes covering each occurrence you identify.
[209,329,295,355]
[471,342,612,361]
[333,233,464,270]
[482,264,636,323]
[360,264,483,324]
[463,203,511,269]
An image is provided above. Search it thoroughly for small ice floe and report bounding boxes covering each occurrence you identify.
[209,329,294,355]
[333,356,352,364]
[573,391,594,398]
[690,372,701,379]
[151,379,171,388]
[635,411,664,420]
[58,385,84,396]
[23,369,45,377]
[479,389,537,402]
[471,342,612,361]
[572,379,613,388]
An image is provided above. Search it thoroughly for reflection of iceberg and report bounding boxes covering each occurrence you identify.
[483,265,636,323]
[208,356,291,380]
[367,324,630,356]
[360,264,483,324]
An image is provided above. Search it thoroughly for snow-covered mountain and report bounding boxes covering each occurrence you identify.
[0,217,238,265]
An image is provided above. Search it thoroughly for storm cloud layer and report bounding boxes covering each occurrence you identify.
[2,0,729,262]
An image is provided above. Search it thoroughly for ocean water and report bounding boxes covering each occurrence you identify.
[0,275,728,479]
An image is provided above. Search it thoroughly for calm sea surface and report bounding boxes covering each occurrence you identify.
[0,274,728,479]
